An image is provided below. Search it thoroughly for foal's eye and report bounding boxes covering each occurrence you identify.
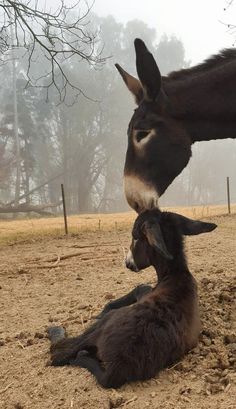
[135,130,150,142]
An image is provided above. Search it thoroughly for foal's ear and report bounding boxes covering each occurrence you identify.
[171,213,217,236]
[115,63,143,104]
[142,220,173,260]
[134,38,162,101]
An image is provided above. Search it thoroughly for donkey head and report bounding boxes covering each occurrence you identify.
[126,209,217,272]
[116,39,192,212]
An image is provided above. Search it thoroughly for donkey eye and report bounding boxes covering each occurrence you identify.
[135,130,150,142]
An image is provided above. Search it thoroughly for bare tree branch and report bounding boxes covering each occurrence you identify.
[0,0,106,103]
[221,0,236,46]
[224,0,234,11]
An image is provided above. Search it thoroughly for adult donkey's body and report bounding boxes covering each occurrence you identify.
[116,39,236,212]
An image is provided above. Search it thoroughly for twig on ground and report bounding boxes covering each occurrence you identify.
[46,251,90,263]
[167,360,183,371]
[81,256,115,263]
[0,383,13,394]
[23,274,28,285]
[52,254,61,266]
[80,314,85,329]
[17,340,25,349]
[121,396,137,406]
[29,250,91,264]
[71,242,119,249]
[30,255,115,269]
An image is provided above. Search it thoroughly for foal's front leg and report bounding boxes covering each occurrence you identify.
[72,351,125,389]
[97,284,152,318]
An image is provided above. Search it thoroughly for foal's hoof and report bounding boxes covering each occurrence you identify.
[76,350,89,358]
[71,350,89,367]
[47,326,66,344]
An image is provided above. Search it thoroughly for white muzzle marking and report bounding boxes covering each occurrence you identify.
[126,248,138,271]
[124,175,159,212]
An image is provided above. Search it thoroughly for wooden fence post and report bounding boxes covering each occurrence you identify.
[226,176,231,215]
[61,184,68,234]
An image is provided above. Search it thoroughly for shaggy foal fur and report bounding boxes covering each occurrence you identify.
[48,209,216,388]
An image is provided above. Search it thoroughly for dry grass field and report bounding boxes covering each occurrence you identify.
[0,205,235,409]
[0,204,235,245]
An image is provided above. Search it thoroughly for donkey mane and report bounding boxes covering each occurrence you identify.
[167,48,236,81]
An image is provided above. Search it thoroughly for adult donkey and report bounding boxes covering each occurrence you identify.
[116,39,236,212]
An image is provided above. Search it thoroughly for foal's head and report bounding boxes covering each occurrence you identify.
[126,209,217,272]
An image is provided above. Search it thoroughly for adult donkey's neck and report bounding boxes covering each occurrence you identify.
[164,49,236,142]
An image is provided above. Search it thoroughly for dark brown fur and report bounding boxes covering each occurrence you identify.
[116,40,236,210]
[49,210,216,388]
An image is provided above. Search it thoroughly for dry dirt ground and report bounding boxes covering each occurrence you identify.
[0,211,235,409]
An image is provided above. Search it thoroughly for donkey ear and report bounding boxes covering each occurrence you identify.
[134,38,162,101]
[142,220,173,260]
[170,213,217,236]
[115,63,143,105]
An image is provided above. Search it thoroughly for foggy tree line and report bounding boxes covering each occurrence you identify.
[0,12,235,214]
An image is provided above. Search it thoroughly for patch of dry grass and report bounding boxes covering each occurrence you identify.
[0,204,235,246]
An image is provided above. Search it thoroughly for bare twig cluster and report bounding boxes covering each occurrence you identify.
[222,0,236,45]
[224,0,234,11]
[0,0,105,102]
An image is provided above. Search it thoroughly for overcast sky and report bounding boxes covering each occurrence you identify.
[93,0,236,64]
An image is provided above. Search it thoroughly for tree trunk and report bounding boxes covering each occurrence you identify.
[11,24,21,206]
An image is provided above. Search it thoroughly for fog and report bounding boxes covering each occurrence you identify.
[93,0,236,64]
[0,0,235,215]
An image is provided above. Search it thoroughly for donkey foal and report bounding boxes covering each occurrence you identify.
[48,209,216,388]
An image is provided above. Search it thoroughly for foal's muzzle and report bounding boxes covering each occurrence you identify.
[125,250,139,272]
